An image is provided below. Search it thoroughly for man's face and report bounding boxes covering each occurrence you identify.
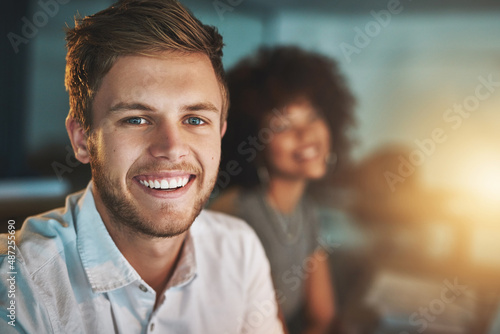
[78,52,225,238]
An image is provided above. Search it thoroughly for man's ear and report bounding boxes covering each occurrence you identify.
[221,120,227,138]
[66,116,91,164]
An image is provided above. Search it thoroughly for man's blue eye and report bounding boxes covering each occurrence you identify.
[127,117,146,125]
[187,117,203,125]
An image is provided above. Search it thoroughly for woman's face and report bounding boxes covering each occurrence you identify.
[263,98,331,182]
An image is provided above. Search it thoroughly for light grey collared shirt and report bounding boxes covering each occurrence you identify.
[0,183,283,334]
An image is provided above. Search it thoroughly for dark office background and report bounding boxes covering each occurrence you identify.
[2,0,500,333]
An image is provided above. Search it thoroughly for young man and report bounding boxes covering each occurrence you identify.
[0,1,283,333]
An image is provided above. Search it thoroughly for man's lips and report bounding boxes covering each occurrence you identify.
[134,173,194,191]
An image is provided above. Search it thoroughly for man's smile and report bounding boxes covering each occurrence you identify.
[134,173,196,193]
[138,175,192,190]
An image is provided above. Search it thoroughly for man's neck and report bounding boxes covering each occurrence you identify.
[110,226,187,295]
[94,203,187,296]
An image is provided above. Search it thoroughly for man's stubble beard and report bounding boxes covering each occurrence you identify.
[89,141,217,239]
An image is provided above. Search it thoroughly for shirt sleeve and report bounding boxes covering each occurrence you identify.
[241,230,284,334]
[0,239,54,334]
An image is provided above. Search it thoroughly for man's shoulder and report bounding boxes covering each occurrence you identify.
[191,209,262,256]
[0,190,84,274]
[191,210,269,279]
[194,209,255,237]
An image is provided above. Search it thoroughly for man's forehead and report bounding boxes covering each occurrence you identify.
[107,52,213,77]
[92,52,223,116]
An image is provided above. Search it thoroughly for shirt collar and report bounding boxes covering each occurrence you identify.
[76,182,140,293]
[76,182,197,293]
[165,231,197,291]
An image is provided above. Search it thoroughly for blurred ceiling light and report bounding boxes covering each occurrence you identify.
[443,147,500,226]
[459,151,500,203]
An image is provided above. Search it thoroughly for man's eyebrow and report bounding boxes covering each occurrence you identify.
[108,102,155,113]
[182,102,220,114]
[108,102,220,114]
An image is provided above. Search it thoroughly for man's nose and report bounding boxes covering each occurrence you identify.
[148,121,189,162]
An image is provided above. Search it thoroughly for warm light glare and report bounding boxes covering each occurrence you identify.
[431,144,500,224]
[459,152,500,203]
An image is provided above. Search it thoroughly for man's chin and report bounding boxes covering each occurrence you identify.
[124,206,201,239]
[91,164,215,239]
[134,221,193,239]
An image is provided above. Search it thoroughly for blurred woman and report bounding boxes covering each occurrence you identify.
[210,46,356,334]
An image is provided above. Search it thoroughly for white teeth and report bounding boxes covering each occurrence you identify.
[140,176,190,190]
[181,177,188,187]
